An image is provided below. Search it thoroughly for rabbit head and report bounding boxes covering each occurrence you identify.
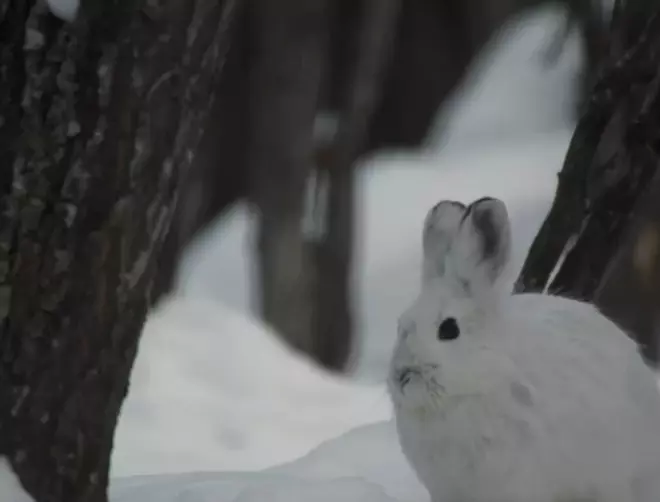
[389,197,514,407]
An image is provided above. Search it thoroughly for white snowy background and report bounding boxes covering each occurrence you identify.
[3,5,590,502]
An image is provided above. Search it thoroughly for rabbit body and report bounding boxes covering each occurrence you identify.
[389,197,660,502]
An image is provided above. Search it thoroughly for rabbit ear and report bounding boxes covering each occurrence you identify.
[450,197,511,292]
[422,200,467,285]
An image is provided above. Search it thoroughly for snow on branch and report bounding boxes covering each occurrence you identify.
[45,0,79,22]
[0,458,34,502]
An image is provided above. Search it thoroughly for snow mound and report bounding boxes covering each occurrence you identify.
[110,421,427,502]
[234,477,399,502]
[112,297,391,477]
[271,422,426,502]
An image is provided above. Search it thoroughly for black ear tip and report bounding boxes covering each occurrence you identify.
[468,197,507,214]
[472,196,498,204]
[465,197,509,225]
[423,199,468,238]
[464,197,510,261]
[429,200,466,215]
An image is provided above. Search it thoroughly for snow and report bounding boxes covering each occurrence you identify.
[232,477,399,502]
[45,0,79,22]
[112,296,391,476]
[110,421,423,502]
[0,458,34,502]
[102,4,636,502]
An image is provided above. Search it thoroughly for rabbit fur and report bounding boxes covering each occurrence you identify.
[388,197,660,502]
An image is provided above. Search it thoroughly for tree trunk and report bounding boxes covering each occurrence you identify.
[247,0,329,358]
[0,1,237,500]
[596,171,660,364]
[516,4,660,362]
[313,0,401,370]
[154,3,249,298]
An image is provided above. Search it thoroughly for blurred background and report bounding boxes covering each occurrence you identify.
[112,1,591,478]
[9,1,660,501]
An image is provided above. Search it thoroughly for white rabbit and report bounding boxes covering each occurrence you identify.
[388,197,660,502]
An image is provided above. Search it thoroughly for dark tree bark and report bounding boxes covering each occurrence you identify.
[365,0,484,149]
[516,3,660,363]
[0,1,238,501]
[154,3,250,298]
[596,173,660,364]
[312,0,401,369]
[247,0,330,358]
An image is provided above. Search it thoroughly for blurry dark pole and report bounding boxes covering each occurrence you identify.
[312,0,401,369]
[0,0,238,500]
[517,0,660,365]
[247,0,330,360]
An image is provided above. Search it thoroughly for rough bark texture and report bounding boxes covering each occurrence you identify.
[596,172,660,364]
[0,0,237,500]
[154,2,249,297]
[516,3,660,363]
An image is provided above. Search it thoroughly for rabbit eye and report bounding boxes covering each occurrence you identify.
[438,317,460,341]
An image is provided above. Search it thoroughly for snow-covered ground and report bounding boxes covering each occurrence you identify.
[103,5,583,501]
[111,297,393,476]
